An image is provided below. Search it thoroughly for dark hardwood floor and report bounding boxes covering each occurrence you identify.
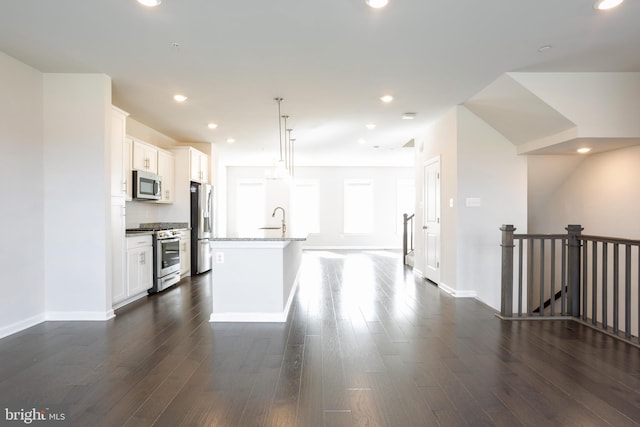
[2,250,640,426]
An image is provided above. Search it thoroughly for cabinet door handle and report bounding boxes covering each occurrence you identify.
[140,252,145,264]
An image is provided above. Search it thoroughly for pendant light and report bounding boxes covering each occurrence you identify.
[266,97,296,180]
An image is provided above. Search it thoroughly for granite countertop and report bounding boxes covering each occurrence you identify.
[126,222,190,237]
[139,222,189,229]
[125,230,154,237]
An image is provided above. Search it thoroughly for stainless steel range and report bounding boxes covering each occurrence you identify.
[126,222,187,294]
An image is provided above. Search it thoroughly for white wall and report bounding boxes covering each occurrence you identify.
[0,52,45,337]
[414,108,458,289]
[510,72,640,139]
[456,107,528,308]
[414,106,527,310]
[528,145,640,239]
[43,74,113,320]
[225,166,414,248]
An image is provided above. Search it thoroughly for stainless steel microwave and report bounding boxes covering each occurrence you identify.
[132,170,162,200]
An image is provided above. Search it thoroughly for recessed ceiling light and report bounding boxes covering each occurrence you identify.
[173,94,187,103]
[366,0,389,8]
[207,123,218,129]
[577,147,591,154]
[402,112,416,120]
[226,138,235,144]
[593,0,624,10]
[380,95,393,103]
[366,123,376,130]
[358,139,367,145]
[137,0,161,7]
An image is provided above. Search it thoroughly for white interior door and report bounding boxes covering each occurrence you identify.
[423,158,441,284]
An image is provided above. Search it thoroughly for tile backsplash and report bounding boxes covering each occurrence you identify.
[126,201,156,228]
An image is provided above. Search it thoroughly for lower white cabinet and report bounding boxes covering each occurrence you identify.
[111,198,127,304]
[114,235,153,307]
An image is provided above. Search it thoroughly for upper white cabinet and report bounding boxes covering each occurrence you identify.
[190,148,209,183]
[157,149,175,204]
[110,107,130,198]
[132,138,158,174]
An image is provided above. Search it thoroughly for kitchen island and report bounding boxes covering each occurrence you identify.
[209,234,306,322]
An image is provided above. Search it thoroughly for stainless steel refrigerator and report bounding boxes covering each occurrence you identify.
[190,182,214,274]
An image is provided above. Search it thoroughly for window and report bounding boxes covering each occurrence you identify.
[292,180,320,234]
[397,179,415,234]
[236,180,265,237]
[344,179,373,234]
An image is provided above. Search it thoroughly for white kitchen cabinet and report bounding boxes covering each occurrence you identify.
[126,235,154,298]
[110,106,130,197]
[189,148,209,183]
[111,197,127,304]
[157,149,175,204]
[123,137,132,201]
[132,138,158,174]
[178,230,191,277]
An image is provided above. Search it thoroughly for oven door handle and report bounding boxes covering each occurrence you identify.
[159,238,180,244]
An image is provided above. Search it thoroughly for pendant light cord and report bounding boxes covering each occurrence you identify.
[276,98,283,161]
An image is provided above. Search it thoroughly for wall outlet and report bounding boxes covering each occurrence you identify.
[215,252,224,263]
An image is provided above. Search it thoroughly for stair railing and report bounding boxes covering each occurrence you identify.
[500,224,640,346]
[403,213,415,266]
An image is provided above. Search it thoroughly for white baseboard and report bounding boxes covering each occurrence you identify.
[112,291,148,311]
[439,282,477,298]
[413,268,424,276]
[0,313,46,340]
[45,310,115,321]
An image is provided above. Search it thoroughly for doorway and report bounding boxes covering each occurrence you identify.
[423,157,441,284]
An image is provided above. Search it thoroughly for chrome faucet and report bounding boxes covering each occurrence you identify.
[272,206,286,234]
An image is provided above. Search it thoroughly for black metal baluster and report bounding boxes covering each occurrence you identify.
[592,240,598,325]
[528,239,534,316]
[540,238,545,316]
[625,244,631,339]
[518,238,523,317]
[613,244,619,334]
[561,238,567,316]
[550,239,556,317]
[603,243,608,329]
[583,239,588,321]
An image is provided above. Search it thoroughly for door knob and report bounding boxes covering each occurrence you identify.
[422,226,428,230]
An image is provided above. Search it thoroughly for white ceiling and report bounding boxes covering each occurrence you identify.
[1,0,639,166]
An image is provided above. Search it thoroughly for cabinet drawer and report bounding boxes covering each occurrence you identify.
[126,234,152,250]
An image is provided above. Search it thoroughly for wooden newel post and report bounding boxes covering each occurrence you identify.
[566,224,584,317]
[500,225,516,317]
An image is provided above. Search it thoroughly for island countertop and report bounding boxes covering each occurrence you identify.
[211,228,307,242]
[211,236,307,242]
